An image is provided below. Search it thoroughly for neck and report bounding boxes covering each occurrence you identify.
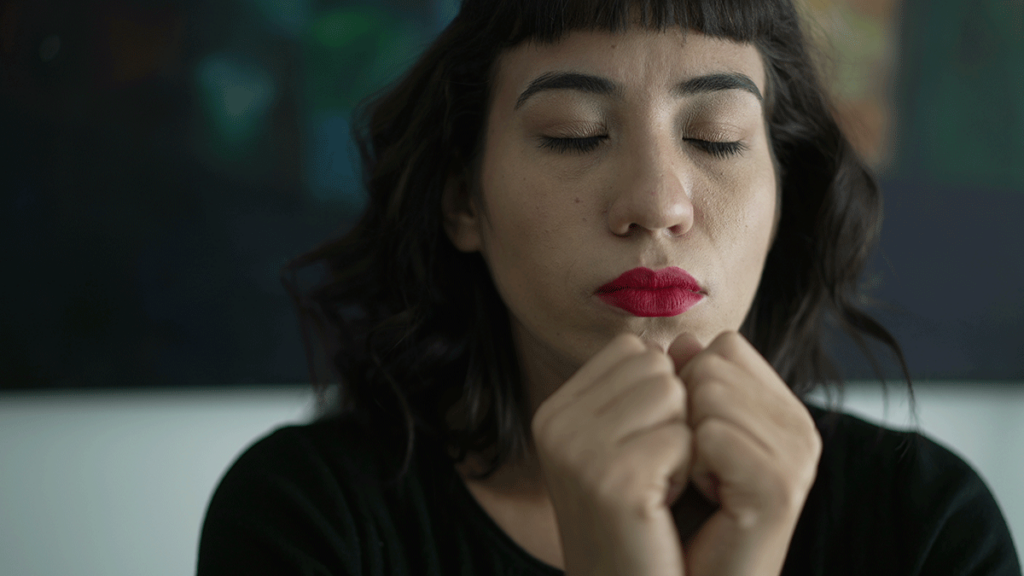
[457,445,548,498]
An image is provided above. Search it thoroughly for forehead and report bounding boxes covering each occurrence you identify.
[491,28,766,106]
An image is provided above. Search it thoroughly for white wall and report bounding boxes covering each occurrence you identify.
[0,383,1020,576]
[0,388,314,576]
[816,381,1024,554]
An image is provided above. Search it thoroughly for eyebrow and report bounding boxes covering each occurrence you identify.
[514,71,763,110]
[674,73,763,102]
[515,72,618,109]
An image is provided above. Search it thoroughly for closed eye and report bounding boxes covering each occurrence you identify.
[540,135,608,154]
[540,136,745,158]
[685,139,746,159]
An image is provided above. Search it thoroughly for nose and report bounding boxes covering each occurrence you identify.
[606,135,694,237]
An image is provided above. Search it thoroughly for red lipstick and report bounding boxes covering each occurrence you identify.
[596,267,704,317]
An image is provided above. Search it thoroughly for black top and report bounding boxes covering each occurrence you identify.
[197,405,1022,575]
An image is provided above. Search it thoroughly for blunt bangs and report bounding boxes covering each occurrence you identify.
[460,0,782,47]
[288,0,908,479]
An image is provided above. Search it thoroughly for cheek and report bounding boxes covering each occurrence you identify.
[700,157,778,271]
[480,137,594,255]
[478,154,589,298]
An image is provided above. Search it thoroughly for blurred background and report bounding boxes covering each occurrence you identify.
[0,0,1021,574]
[1,0,462,388]
[0,0,1021,388]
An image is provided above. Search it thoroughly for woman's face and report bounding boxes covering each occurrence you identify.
[446,27,778,390]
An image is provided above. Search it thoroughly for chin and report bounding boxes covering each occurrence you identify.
[627,321,695,351]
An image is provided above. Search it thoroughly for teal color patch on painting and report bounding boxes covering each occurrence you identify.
[303,6,425,111]
[249,0,311,38]
[305,111,364,206]
[895,0,1024,190]
[195,53,278,158]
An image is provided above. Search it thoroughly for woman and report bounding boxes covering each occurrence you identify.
[197,1,1021,574]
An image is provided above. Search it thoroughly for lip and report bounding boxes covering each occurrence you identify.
[596,267,705,317]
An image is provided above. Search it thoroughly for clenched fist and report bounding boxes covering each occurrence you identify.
[532,331,821,576]
[672,331,821,576]
[532,333,691,576]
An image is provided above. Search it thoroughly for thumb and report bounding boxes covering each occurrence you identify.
[667,332,704,373]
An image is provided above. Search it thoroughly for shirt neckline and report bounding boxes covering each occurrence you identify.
[437,452,566,575]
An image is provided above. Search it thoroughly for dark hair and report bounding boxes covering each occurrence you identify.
[283,0,911,477]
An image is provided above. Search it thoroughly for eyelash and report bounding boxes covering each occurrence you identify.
[540,136,745,158]
[685,139,746,159]
[540,136,607,154]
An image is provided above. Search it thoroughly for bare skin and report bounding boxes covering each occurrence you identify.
[458,460,564,567]
[445,27,822,576]
[460,331,820,575]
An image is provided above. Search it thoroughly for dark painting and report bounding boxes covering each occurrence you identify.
[1,0,1021,388]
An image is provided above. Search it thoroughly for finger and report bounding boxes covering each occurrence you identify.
[691,417,779,522]
[594,373,686,444]
[577,349,677,415]
[681,334,804,444]
[682,417,803,575]
[667,331,705,373]
[681,354,776,455]
[704,332,790,397]
[683,416,811,576]
[543,333,647,412]
[613,421,693,512]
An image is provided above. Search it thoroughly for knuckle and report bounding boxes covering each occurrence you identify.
[794,428,823,487]
[761,470,791,503]
[683,360,706,383]
[761,471,805,518]
[651,349,675,370]
[638,349,672,373]
[712,331,744,357]
[703,350,730,373]
[796,459,820,495]
[644,370,673,392]
[806,425,823,457]
[593,463,656,518]
[694,417,729,449]
[590,427,689,516]
[789,410,823,458]
[694,378,729,407]
[686,352,723,382]
[650,373,685,408]
[653,421,691,454]
[613,333,646,353]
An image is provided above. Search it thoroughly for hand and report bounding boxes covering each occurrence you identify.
[669,331,822,576]
[532,334,691,576]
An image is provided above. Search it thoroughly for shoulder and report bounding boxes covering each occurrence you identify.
[791,404,1021,576]
[196,415,408,575]
[197,416,563,576]
[212,415,398,492]
[806,403,973,483]
[806,404,984,498]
